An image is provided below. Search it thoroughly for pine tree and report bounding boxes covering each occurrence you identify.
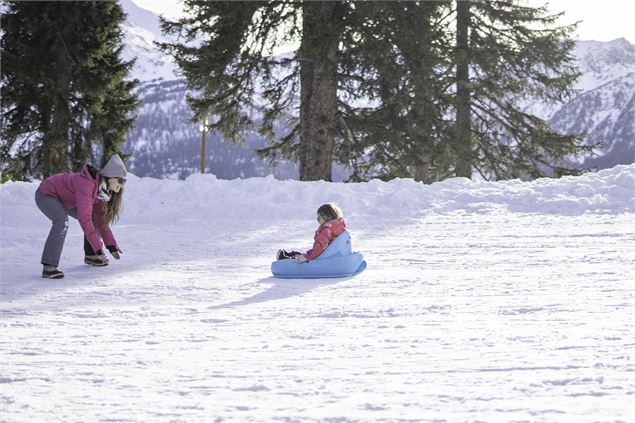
[449,0,592,179]
[337,0,589,182]
[1,1,138,179]
[159,1,451,182]
[159,1,585,182]
[336,1,452,182]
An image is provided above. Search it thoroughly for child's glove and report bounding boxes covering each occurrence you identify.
[107,245,123,260]
[294,255,308,264]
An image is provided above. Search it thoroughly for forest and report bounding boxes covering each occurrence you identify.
[1,1,593,182]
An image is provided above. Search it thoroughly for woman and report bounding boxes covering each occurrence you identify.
[35,154,127,279]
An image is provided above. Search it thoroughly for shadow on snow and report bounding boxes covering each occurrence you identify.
[207,275,357,309]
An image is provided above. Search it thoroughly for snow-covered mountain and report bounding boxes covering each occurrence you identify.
[120,0,635,179]
[121,0,179,82]
[574,38,635,91]
[126,79,298,180]
[549,39,635,169]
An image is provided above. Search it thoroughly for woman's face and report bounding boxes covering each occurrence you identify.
[317,214,326,224]
[107,177,125,193]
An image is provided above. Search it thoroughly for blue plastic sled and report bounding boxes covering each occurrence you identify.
[271,231,367,279]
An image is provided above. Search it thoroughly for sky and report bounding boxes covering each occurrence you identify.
[131,0,634,44]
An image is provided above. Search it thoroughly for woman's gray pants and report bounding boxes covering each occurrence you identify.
[35,189,78,267]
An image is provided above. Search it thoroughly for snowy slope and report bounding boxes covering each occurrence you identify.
[1,166,634,421]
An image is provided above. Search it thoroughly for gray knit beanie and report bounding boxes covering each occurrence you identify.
[101,154,128,179]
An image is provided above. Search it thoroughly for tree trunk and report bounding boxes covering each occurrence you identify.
[454,0,472,178]
[71,125,91,171]
[402,2,439,183]
[299,2,340,181]
[42,42,71,177]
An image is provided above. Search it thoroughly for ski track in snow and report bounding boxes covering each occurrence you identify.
[1,168,634,422]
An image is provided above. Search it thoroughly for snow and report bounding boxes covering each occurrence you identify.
[1,166,634,421]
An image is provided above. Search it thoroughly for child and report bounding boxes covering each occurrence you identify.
[277,203,347,263]
[35,154,127,279]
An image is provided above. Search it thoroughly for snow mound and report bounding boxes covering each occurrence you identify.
[130,165,635,221]
[1,165,633,228]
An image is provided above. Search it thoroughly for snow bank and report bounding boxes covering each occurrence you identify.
[2,165,633,227]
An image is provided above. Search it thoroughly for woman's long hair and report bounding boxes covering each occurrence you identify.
[102,185,123,230]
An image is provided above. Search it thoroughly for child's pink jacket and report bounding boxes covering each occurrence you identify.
[304,217,347,260]
[38,165,117,253]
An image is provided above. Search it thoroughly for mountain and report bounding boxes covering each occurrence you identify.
[125,79,298,180]
[120,0,179,82]
[548,39,635,169]
[120,1,635,180]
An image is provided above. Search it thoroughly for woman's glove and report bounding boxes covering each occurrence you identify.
[107,245,123,260]
[294,255,308,264]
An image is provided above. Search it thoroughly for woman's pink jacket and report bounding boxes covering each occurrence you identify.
[39,165,117,253]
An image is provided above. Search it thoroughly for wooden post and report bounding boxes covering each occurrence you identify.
[201,117,209,173]
[200,119,207,174]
